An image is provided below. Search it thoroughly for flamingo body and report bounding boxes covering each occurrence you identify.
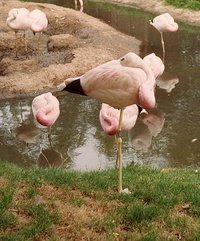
[6,8,32,31]
[32,92,60,127]
[99,103,140,135]
[29,9,48,33]
[150,13,178,33]
[60,52,158,110]
[143,53,165,78]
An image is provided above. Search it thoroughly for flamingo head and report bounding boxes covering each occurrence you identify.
[120,52,143,68]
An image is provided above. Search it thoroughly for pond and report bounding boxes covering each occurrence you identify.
[1,0,200,170]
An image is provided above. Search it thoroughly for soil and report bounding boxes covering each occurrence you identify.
[0,0,199,100]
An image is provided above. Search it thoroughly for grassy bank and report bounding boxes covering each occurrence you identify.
[0,161,200,240]
[165,0,200,10]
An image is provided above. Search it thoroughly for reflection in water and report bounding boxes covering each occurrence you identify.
[2,0,200,169]
[129,111,165,152]
[156,72,179,93]
[38,148,63,168]
[16,123,41,145]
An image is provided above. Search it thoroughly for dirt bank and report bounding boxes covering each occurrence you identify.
[0,0,140,99]
[0,0,199,100]
[106,0,200,27]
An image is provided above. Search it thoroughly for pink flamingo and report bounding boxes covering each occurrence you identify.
[58,52,160,193]
[150,13,178,61]
[32,92,60,148]
[6,8,32,55]
[98,53,164,137]
[29,9,48,49]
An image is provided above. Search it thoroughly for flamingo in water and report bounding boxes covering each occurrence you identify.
[58,52,161,193]
[32,92,60,148]
[6,8,32,56]
[150,13,178,61]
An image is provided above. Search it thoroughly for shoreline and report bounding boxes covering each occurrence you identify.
[102,0,200,27]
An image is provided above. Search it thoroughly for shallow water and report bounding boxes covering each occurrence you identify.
[2,0,200,170]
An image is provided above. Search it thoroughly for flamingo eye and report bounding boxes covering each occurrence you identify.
[120,57,125,61]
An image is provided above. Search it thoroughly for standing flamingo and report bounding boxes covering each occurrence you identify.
[29,9,48,49]
[150,13,178,61]
[58,52,159,193]
[6,8,32,56]
[32,92,60,148]
[98,53,164,191]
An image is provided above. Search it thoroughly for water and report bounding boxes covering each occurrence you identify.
[2,0,200,170]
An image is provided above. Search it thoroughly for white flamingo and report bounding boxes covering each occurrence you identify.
[6,8,32,55]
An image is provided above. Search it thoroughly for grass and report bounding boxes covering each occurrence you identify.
[164,0,200,10]
[0,161,200,240]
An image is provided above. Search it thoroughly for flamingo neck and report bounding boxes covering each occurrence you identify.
[36,108,53,127]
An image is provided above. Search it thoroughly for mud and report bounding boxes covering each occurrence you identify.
[0,0,140,99]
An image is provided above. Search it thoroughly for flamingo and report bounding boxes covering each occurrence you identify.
[98,53,164,192]
[6,8,32,56]
[29,9,48,49]
[150,13,178,61]
[32,92,60,148]
[58,52,160,193]
[75,0,84,12]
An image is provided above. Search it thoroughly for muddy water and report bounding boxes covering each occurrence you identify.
[2,0,200,170]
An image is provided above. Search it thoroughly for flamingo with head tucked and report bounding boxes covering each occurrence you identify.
[150,13,178,61]
[6,8,32,55]
[98,53,164,186]
[32,92,60,148]
[29,9,48,49]
[58,52,160,193]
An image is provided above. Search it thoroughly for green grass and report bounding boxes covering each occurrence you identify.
[165,0,200,10]
[0,161,200,240]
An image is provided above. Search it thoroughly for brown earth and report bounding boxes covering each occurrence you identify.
[0,0,199,100]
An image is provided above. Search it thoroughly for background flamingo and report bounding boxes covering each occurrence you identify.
[32,92,60,148]
[58,52,160,193]
[29,9,48,49]
[150,13,178,61]
[6,8,32,56]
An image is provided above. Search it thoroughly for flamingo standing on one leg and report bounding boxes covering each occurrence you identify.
[6,8,32,56]
[32,92,60,148]
[58,52,160,193]
[149,13,178,62]
[97,53,164,193]
[29,9,48,50]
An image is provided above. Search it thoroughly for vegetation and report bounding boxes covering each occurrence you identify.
[165,0,200,10]
[0,161,200,240]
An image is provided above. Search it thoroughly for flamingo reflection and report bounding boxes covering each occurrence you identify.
[38,148,63,168]
[129,111,165,151]
[156,72,179,93]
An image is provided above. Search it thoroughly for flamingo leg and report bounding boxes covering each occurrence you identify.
[48,126,53,149]
[160,32,165,63]
[117,108,124,193]
[74,0,78,9]
[37,33,42,51]
[15,31,19,57]
[23,31,28,57]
